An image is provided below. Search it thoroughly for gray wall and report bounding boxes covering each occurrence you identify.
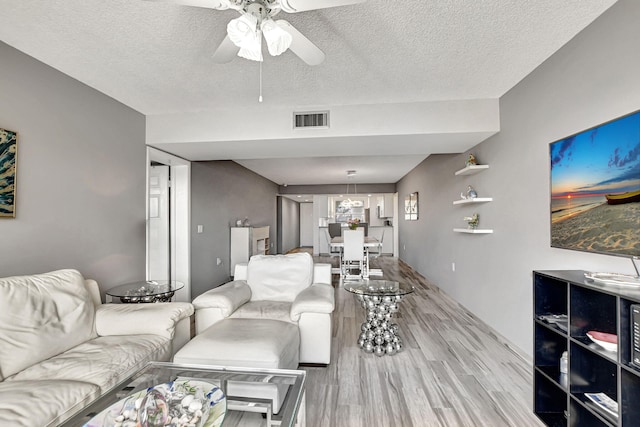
[0,41,146,292]
[278,196,300,254]
[191,160,278,297]
[397,0,640,356]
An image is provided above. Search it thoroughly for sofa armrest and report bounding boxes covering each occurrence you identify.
[290,283,335,322]
[192,280,251,317]
[95,302,194,340]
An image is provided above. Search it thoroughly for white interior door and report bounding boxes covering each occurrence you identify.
[148,165,170,281]
[300,202,313,247]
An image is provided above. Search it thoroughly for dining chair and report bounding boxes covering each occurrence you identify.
[328,223,342,238]
[325,228,341,258]
[356,222,368,236]
[341,229,365,277]
[368,229,384,258]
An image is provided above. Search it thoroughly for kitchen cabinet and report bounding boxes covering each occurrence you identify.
[377,194,394,218]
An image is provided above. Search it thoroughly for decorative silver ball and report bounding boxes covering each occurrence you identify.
[376,312,385,320]
[372,296,381,303]
[364,342,374,353]
[379,320,389,330]
[385,343,396,355]
[395,341,404,352]
[370,319,379,328]
[374,335,384,345]
[378,304,388,314]
[385,313,392,320]
[359,331,368,341]
[375,327,384,336]
[392,336,400,343]
[383,331,392,342]
[361,323,370,332]
[366,300,376,309]
[396,295,403,302]
[366,330,375,341]
[367,311,376,320]
[383,296,393,304]
[374,346,385,357]
[389,303,399,313]
[358,338,365,348]
[390,324,399,334]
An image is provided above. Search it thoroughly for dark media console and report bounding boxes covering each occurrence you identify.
[534,270,640,426]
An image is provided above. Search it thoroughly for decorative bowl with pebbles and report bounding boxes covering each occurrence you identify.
[86,380,226,427]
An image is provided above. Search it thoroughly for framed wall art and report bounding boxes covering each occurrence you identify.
[404,192,418,220]
[0,128,17,218]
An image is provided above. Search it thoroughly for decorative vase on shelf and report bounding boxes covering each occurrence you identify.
[464,213,479,229]
[466,185,478,199]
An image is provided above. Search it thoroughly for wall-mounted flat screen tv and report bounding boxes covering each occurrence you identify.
[550,110,640,257]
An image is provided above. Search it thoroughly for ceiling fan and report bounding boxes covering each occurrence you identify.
[147,0,366,65]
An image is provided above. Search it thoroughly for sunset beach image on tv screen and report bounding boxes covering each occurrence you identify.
[550,110,640,257]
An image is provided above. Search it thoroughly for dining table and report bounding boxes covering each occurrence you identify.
[330,236,381,278]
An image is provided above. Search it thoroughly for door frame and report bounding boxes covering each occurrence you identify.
[146,147,191,302]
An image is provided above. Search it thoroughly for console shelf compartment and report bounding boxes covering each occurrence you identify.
[533,270,640,426]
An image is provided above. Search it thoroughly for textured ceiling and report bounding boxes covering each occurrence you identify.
[0,0,617,185]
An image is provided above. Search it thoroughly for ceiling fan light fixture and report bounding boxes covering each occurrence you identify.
[261,19,292,56]
[228,14,263,61]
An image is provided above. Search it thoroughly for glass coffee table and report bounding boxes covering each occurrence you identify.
[342,278,415,356]
[106,280,184,303]
[60,361,306,427]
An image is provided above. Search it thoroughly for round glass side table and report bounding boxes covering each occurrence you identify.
[106,280,184,303]
[342,278,414,356]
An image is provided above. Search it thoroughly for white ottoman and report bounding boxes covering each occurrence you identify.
[173,318,300,414]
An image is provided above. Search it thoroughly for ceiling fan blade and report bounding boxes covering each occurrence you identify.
[275,20,325,66]
[279,0,366,13]
[144,0,236,11]
[212,34,240,63]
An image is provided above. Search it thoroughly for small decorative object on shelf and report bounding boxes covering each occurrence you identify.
[466,153,477,166]
[243,217,250,227]
[464,213,479,229]
[466,185,478,199]
[347,217,361,230]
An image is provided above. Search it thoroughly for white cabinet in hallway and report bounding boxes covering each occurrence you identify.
[230,226,269,275]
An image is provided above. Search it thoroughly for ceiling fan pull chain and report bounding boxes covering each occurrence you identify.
[258,60,263,102]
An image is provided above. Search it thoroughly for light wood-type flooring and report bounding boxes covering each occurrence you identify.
[301,252,544,427]
[225,251,544,427]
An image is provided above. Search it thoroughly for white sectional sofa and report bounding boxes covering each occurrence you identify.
[0,269,194,427]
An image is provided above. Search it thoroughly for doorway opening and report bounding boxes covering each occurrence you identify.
[146,147,191,302]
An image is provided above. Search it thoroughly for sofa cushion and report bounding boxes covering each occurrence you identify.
[0,269,97,379]
[7,335,171,393]
[0,379,101,427]
[230,300,293,323]
[173,318,299,369]
[246,253,313,302]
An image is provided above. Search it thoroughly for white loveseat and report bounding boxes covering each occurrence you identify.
[191,252,335,365]
[0,269,194,427]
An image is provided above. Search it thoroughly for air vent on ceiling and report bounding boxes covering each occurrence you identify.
[293,111,329,129]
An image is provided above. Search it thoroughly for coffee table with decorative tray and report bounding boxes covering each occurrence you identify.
[60,361,306,427]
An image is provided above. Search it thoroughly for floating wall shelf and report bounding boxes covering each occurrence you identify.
[454,164,489,176]
[453,228,494,234]
[453,197,493,205]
